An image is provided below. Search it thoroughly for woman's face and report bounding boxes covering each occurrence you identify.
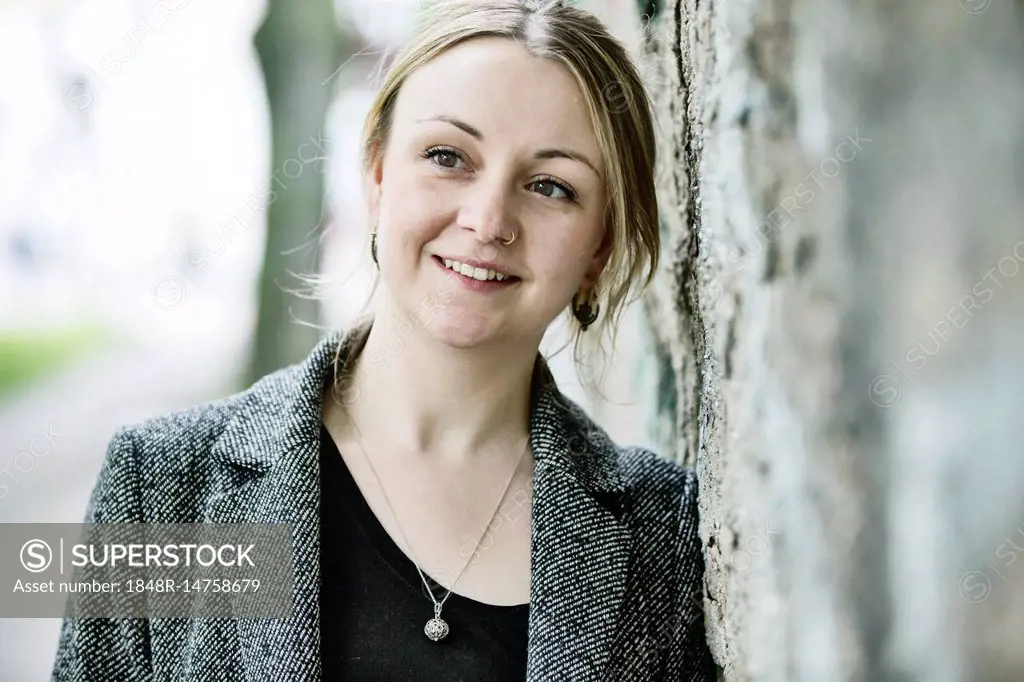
[367,36,609,350]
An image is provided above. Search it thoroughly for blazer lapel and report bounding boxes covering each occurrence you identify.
[525,366,633,680]
[204,323,361,682]
[204,317,633,681]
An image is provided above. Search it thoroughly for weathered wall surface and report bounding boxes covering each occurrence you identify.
[630,0,1024,680]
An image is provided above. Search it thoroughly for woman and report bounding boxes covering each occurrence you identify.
[53,1,716,680]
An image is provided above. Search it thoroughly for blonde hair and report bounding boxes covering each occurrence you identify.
[358,0,659,397]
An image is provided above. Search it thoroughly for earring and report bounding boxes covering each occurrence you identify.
[571,292,600,331]
[370,230,379,268]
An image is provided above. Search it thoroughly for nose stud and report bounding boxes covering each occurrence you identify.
[500,231,517,246]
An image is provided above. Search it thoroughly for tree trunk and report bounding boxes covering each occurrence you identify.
[639,0,1024,680]
[249,0,342,382]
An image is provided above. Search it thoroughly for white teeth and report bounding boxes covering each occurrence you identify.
[442,259,510,282]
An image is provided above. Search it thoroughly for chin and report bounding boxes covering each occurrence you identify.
[419,306,505,349]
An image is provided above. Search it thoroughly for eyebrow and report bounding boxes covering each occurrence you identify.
[417,114,602,180]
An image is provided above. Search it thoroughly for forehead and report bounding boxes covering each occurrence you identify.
[392,37,602,163]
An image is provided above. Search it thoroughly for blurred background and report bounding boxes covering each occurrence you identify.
[3,0,1024,681]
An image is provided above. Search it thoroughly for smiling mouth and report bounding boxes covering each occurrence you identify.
[432,255,520,283]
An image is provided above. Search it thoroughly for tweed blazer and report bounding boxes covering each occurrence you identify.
[51,317,716,682]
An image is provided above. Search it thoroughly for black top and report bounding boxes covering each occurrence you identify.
[319,422,530,681]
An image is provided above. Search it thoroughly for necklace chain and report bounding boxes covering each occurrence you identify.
[341,402,529,637]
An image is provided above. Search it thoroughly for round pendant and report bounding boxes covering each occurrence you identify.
[424,617,449,642]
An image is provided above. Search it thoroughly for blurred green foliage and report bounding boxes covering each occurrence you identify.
[0,326,111,396]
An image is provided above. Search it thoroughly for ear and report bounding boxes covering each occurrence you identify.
[364,140,385,223]
[581,225,613,292]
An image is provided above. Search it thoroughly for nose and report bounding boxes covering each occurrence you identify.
[457,176,520,247]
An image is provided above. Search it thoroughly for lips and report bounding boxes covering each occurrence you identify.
[432,255,520,282]
[430,256,522,291]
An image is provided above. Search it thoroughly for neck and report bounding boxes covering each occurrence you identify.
[339,307,538,464]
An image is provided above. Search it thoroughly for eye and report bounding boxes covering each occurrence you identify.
[422,146,467,170]
[529,176,578,203]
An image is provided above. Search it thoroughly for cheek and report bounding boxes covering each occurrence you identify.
[526,229,592,297]
[533,218,599,271]
[381,168,448,235]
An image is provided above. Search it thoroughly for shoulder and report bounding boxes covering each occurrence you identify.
[615,446,701,552]
[143,359,309,450]
[87,362,303,522]
[618,446,698,501]
[546,387,699,522]
[118,358,304,452]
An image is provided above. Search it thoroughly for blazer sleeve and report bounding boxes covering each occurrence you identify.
[663,467,718,681]
[51,427,153,682]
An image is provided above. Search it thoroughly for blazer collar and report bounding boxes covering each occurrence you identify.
[206,316,632,680]
[210,314,626,494]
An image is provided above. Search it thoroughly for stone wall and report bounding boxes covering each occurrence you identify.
[631,0,1024,680]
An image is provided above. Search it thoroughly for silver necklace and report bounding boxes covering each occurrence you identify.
[344,413,529,643]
